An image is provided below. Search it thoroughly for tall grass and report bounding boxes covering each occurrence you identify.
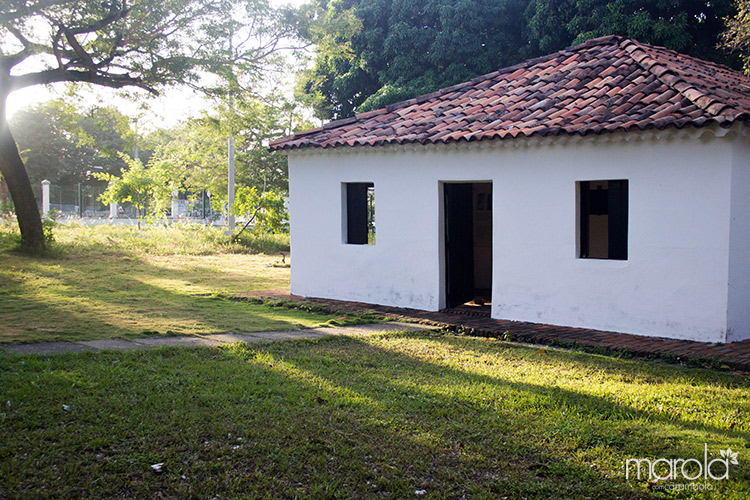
[0,219,20,250]
[0,219,289,256]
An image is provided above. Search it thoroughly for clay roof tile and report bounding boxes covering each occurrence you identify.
[271,36,750,151]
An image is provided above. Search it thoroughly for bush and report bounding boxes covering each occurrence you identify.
[0,219,22,251]
[233,230,290,254]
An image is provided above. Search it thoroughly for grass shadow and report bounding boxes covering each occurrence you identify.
[2,333,748,498]
[0,250,326,343]
[262,333,749,497]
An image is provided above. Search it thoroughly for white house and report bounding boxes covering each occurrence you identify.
[271,36,750,344]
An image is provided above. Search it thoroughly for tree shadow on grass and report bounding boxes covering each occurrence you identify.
[331,333,750,439]
[247,334,749,498]
[425,332,750,388]
[0,343,649,499]
[217,343,628,499]
[0,252,324,343]
[4,335,749,499]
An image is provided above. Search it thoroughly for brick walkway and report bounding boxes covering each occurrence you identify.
[248,291,750,372]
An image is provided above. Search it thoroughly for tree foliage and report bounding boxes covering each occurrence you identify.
[96,154,157,229]
[1,0,294,95]
[232,185,288,242]
[150,94,310,211]
[296,0,742,120]
[0,0,296,249]
[9,100,133,186]
[88,93,305,232]
[95,93,301,232]
[296,0,529,119]
[721,0,750,73]
[528,0,738,65]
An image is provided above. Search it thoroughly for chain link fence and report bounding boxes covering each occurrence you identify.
[35,182,136,219]
[0,180,218,223]
[37,182,215,222]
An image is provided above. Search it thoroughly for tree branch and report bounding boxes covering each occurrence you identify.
[8,68,158,94]
[63,28,96,69]
[67,2,131,36]
[231,208,260,242]
[0,24,51,69]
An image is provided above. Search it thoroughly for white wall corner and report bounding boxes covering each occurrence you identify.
[727,132,750,342]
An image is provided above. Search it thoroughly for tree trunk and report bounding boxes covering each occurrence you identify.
[0,96,46,251]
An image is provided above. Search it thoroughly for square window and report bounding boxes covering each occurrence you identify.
[344,182,375,244]
[578,180,628,260]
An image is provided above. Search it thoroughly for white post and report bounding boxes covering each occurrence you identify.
[41,179,50,217]
[171,191,179,218]
[108,181,117,218]
[226,136,235,235]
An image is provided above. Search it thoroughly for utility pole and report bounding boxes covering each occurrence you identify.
[226,136,235,235]
[224,23,236,236]
[133,116,139,160]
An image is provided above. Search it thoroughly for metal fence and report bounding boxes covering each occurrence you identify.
[37,182,215,221]
[35,182,135,219]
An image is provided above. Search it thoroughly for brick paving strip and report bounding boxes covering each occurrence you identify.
[4,290,750,373]
[0,322,436,356]
[244,290,750,373]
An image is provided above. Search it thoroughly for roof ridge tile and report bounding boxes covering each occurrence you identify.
[622,38,742,118]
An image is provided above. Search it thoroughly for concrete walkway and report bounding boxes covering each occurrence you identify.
[0,322,436,356]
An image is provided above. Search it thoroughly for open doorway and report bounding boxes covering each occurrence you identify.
[443,182,492,313]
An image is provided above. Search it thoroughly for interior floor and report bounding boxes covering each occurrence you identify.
[443,303,491,318]
[461,289,491,307]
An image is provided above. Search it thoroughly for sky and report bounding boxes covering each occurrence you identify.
[7,0,310,130]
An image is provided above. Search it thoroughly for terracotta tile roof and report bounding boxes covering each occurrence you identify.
[270,36,750,151]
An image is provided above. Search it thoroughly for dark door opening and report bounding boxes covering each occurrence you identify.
[444,182,492,310]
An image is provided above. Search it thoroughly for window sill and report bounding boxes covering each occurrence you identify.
[575,257,629,269]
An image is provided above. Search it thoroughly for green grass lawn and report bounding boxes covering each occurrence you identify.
[0,222,340,343]
[1,331,748,499]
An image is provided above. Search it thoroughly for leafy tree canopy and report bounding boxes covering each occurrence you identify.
[296,0,529,119]
[232,185,288,242]
[0,0,298,249]
[0,0,295,96]
[94,93,304,231]
[9,99,134,186]
[527,0,738,65]
[96,153,158,229]
[144,93,311,210]
[721,0,750,73]
[296,0,741,120]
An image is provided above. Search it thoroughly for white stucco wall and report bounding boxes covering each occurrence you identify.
[288,126,746,342]
[727,135,750,342]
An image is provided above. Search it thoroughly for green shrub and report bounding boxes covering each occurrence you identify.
[0,219,21,251]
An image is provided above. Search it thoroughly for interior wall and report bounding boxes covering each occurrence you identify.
[585,180,609,259]
[473,183,493,292]
[588,216,609,258]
